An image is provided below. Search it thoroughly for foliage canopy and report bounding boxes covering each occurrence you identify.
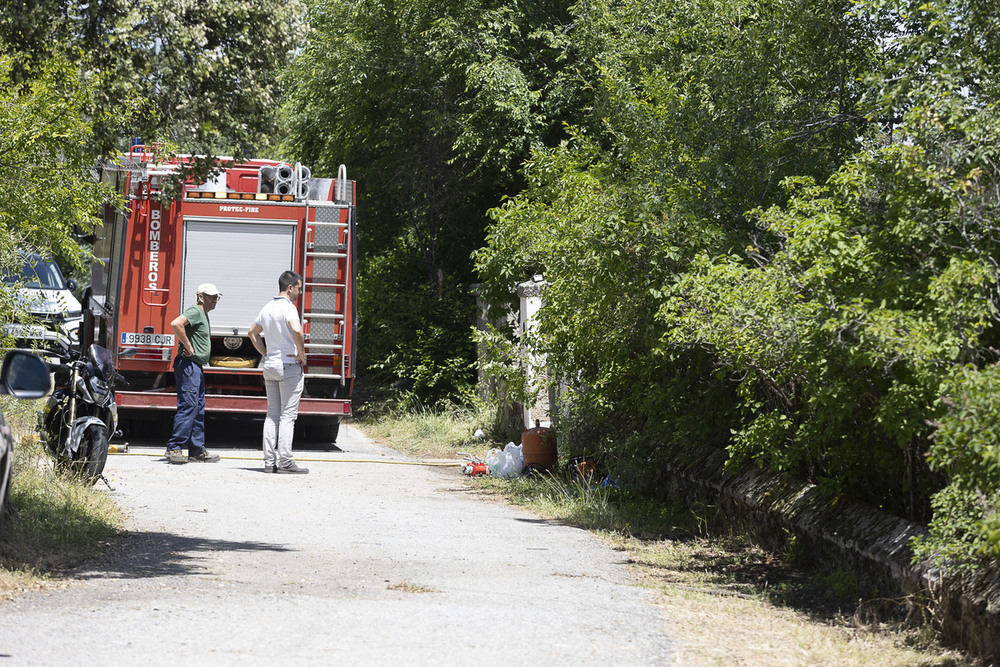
[472,0,1000,567]
[1,0,307,155]
[0,55,117,294]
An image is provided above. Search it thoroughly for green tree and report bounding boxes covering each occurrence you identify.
[867,0,1000,564]
[282,0,589,400]
[0,55,119,320]
[665,0,1000,558]
[0,0,307,154]
[476,0,888,470]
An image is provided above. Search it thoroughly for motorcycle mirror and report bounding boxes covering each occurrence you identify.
[0,351,53,399]
[118,347,138,359]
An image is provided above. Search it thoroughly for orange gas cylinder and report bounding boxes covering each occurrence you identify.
[521,422,557,472]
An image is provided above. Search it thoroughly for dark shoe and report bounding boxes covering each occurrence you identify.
[264,464,277,473]
[166,449,188,464]
[276,462,309,474]
[189,450,221,463]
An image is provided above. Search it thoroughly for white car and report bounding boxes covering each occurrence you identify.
[2,253,83,350]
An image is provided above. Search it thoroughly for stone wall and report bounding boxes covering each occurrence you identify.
[658,439,1000,663]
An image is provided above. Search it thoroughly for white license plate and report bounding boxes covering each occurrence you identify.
[121,332,175,346]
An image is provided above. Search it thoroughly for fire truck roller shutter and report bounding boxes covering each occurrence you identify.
[181,219,297,338]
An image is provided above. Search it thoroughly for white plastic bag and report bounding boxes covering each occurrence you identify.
[486,442,523,479]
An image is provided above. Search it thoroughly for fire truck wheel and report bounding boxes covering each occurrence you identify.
[120,414,171,439]
[314,418,341,445]
[295,418,340,446]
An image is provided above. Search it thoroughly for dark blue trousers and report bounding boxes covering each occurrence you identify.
[166,356,206,455]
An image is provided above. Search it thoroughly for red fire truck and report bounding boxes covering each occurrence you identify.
[86,146,356,440]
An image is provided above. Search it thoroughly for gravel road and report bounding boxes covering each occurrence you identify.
[0,423,672,665]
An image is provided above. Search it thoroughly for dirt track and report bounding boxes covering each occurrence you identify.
[0,424,672,665]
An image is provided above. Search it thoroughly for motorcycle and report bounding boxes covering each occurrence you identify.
[42,342,129,485]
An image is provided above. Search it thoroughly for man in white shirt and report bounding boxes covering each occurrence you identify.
[248,271,309,474]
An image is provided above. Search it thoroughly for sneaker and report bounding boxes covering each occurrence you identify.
[189,450,221,463]
[166,449,188,465]
[276,462,309,474]
[264,464,277,473]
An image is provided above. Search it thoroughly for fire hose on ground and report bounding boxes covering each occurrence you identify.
[108,446,457,467]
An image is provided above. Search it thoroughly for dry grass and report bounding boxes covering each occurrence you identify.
[657,585,921,666]
[0,567,51,600]
[616,534,971,666]
[0,397,125,597]
[386,581,440,594]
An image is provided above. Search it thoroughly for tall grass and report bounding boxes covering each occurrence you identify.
[478,474,626,531]
[358,396,511,459]
[0,397,124,592]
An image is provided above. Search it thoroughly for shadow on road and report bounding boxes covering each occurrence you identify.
[119,413,343,452]
[74,531,294,580]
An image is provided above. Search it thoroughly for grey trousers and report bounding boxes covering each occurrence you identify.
[262,363,304,467]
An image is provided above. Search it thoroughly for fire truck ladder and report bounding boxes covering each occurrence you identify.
[124,146,177,307]
[301,201,350,384]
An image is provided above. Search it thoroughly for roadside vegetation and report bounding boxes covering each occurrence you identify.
[358,407,972,665]
[356,402,481,460]
[356,390,519,460]
[0,397,124,599]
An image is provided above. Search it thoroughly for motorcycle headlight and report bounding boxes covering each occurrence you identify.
[88,376,109,399]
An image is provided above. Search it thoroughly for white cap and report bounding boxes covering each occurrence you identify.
[197,283,222,297]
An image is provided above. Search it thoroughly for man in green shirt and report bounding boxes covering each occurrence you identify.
[165,283,222,464]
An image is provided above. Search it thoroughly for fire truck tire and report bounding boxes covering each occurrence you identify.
[312,418,341,445]
[121,414,171,439]
[295,418,341,445]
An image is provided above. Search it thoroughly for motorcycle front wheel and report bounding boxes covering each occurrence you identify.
[65,424,109,485]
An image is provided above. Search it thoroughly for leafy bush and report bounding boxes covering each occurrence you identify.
[914,366,1000,567]
[363,278,478,405]
[476,0,1000,567]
